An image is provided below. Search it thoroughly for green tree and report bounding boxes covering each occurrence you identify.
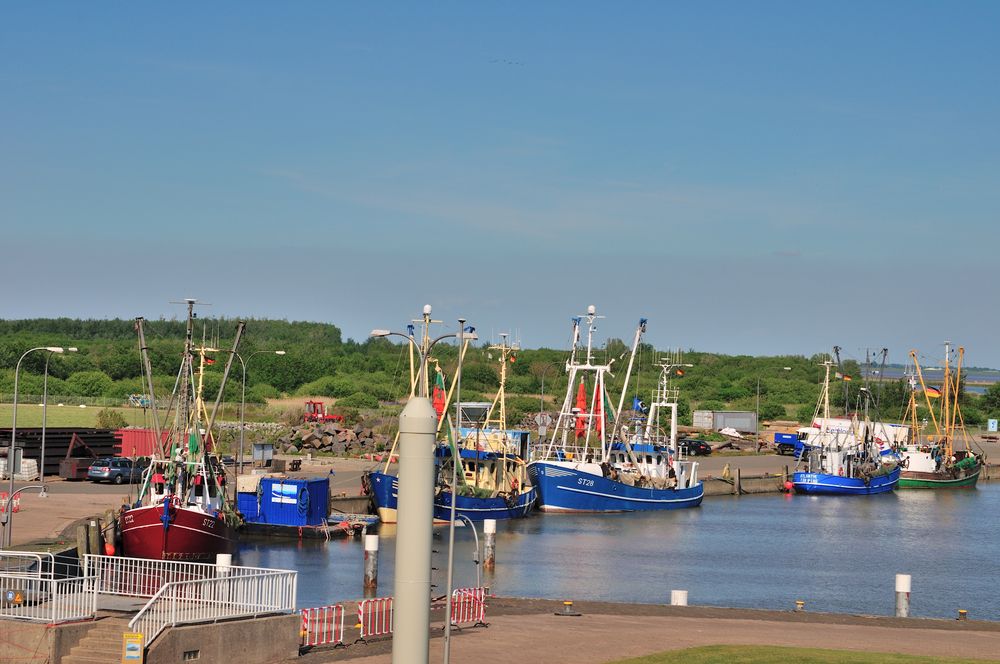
[66,371,114,397]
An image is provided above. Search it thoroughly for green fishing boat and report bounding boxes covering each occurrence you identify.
[897,343,985,489]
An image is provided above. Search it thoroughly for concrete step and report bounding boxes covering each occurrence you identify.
[64,617,135,664]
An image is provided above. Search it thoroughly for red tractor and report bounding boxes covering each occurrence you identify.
[303,400,344,424]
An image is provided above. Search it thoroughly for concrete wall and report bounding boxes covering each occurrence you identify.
[0,618,94,664]
[146,613,300,664]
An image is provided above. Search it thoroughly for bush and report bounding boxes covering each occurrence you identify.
[696,401,725,412]
[66,371,114,397]
[96,408,128,430]
[759,402,788,421]
[795,403,816,424]
[337,392,379,409]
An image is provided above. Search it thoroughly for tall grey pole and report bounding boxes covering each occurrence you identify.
[238,353,247,480]
[391,396,437,664]
[40,353,51,498]
[442,320,465,663]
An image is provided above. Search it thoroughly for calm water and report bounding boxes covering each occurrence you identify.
[238,483,1000,620]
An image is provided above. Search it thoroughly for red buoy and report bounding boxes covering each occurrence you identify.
[784,481,794,491]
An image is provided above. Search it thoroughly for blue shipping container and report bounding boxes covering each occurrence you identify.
[236,491,260,521]
[256,477,329,527]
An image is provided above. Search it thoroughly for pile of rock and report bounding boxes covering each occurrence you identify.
[274,422,390,456]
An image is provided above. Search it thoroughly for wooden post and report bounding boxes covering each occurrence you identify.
[735,468,742,495]
[87,520,101,558]
[483,519,496,572]
[76,524,89,557]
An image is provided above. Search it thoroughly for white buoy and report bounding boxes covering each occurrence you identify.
[216,553,232,577]
[670,590,688,606]
[895,573,911,618]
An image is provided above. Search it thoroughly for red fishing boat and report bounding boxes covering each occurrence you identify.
[119,300,243,561]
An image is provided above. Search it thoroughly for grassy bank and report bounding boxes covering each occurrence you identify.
[611,645,996,664]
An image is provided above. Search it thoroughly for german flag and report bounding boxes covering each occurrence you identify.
[925,386,941,398]
[676,369,685,377]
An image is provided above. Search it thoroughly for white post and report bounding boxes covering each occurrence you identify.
[216,553,232,576]
[670,590,688,606]
[364,534,379,593]
[483,519,496,572]
[391,397,436,664]
[895,573,911,618]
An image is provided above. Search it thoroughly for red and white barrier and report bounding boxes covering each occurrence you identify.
[0,493,21,513]
[449,587,488,628]
[357,596,393,642]
[301,604,346,648]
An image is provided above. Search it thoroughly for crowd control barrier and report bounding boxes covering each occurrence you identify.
[356,596,393,642]
[301,604,346,648]
[449,587,488,628]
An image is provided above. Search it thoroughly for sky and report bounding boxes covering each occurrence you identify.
[2,3,999,368]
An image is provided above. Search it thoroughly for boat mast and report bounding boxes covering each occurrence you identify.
[911,350,942,438]
[612,318,648,438]
[135,317,164,458]
[943,341,951,456]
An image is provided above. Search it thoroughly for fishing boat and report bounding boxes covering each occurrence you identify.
[365,309,536,523]
[793,358,900,496]
[527,306,703,512]
[119,300,241,561]
[896,344,983,489]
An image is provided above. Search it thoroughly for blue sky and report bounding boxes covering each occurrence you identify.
[2,3,999,367]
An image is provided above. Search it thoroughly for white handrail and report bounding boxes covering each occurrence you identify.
[128,569,297,645]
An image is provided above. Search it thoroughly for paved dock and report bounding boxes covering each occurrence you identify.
[293,599,1000,663]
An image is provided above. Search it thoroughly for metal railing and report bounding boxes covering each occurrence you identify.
[0,551,96,623]
[85,554,278,598]
[128,566,296,645]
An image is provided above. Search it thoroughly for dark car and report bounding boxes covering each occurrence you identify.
[677,439,713,456]
[87,458,144,484]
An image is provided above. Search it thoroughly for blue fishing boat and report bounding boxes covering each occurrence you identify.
[792,358,901,496]
[365,317,536,523]
[528,307,703,513]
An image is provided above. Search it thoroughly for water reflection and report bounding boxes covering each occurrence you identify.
[237,484,1000,620]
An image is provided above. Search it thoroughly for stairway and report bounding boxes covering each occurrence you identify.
[61,616,132,664]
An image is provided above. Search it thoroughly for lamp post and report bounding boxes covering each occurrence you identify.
[231,350,285,477]
[442,319,468,664]
[40,347,77,497]
[370,308,476,664]
[5,346,69,547]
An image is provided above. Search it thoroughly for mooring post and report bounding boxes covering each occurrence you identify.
[364,534,379,594]
[670,590,688,606]
[895,574,911,618]
[483,519,496,572]
[87,519,101,558]
[735,468,742,495]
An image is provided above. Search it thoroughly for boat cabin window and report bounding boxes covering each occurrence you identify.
[656,455,662,465]
[646,455,653,464]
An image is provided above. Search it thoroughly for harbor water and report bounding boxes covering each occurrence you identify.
[238,482,1000,620]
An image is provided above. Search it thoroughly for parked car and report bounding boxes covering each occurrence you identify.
[677,439,713,456]
[87,458,144,484]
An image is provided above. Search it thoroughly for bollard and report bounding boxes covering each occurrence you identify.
[670,590,688,607]
[958,609,968,621]
[795,600,805,612]
[216,553,232,577]
[895,574,911,618]
[364,534,379,593]
[735,468,742,495]
[555,600,581,617]
[87,520,101,558]
[483,519,496,572]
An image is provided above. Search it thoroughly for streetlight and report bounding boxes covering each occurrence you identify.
[442,319,468,664]
[5,346,70,547]
[41,347,77,497]
[371,308,476,664]
[229,350,286,478]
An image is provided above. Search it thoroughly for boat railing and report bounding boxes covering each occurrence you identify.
[128,565,297,645]
[0,551,97,623]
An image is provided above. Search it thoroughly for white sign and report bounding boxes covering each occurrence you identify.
[271,484,298,504]
[989,419,998,433]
